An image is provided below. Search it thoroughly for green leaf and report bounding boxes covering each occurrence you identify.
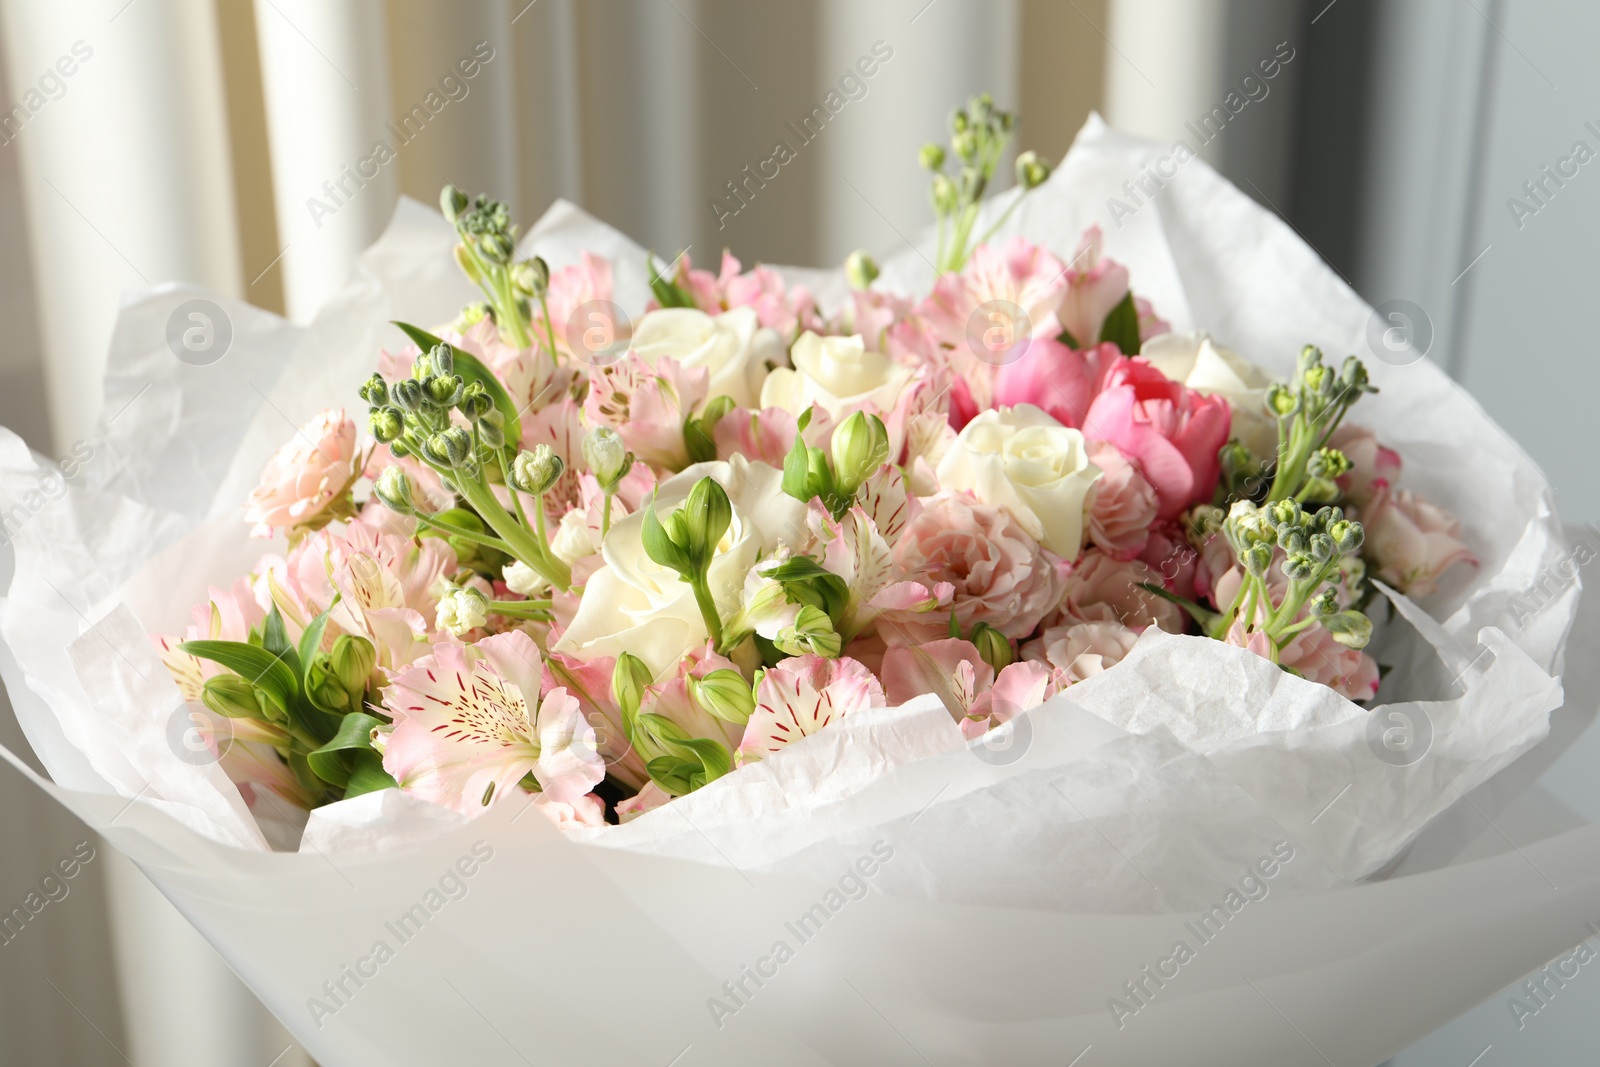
[296,607,332,688]
[647,253,697,309]
[344,750,398,798]
[1056,326,1081,349]
[179,640,300,714]
[782,424,814,503]
[390,321,523,446]
[1098,290,1141,356]
[261,604,299,677]
[647,755,701,796]
[307,712,389,790]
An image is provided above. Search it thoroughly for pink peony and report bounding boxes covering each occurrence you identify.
[1022,620,1139,685]
[1363,485,1476,597]
[1330,423,1402,509]
[878,490,1068,644]
[380,631,604,814]
[992,341,1123,430]
[739,654,885,761]
[1057,548,1186,633]
[244,408,361,538]
[1086,440,1160,559]
[1083,357,1232,520]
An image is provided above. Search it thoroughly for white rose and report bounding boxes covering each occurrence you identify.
[936,405,1101,559]
[1141,331,1276,461]
[629,305,782,408]
[552,456,807,677]
[759,331,910,417]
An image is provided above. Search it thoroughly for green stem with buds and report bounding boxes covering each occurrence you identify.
[453,471,570,590]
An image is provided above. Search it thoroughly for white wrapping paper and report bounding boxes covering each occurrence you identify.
[0,115,1593,1065]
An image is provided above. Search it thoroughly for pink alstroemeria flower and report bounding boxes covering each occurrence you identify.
[381,631,604,815]
[881,637,1058,738]
[738,655,884,762]
[584,353,709,471]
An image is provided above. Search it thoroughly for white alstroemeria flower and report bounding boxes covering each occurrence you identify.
[760,331,911,419]
[936,405,1101,559]
[552,457,807,677]
[628,305,783,408]
[1140,331,1276,461]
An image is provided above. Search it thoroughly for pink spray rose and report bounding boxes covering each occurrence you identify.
[1086,440,1160,559]
[1363,485,1476,597]
[879,490,1068,644]
[244,408,361,538]
[1082,357,1231,520]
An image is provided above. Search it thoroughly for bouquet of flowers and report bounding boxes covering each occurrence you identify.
[0,104,1590,1066]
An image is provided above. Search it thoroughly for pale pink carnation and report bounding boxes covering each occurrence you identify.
[244,408,361,538]
[1057,548,1185,633]
[1086,440,1160,560]
[879,490,1068,644]
[1330,424,1402,509]
[1023,620,1139,685]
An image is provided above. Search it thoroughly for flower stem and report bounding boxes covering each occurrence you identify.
[455,474,570,590]
[689,575,725,650]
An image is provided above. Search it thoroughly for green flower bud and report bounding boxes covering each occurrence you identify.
[358,373,389,407]
[691,668,756,725]
[1308,532,1335,564]
[844,250,880,291]
[436,586,489,636]
[1307,447,1351,480]
[1310,588,1340,616]
[681,476,733,571]
[429,343,455,378]
[950,109,970,135]
[582,427,632,490]
[1321,609,1374,650]
[368,405,404,443]
[459,381,494,421]
[421,427,473,469]
[774,604,842,659]
[426,374,465,408]
[1244,543,1274,577]
[1282,554,1316,581]
[919,142,946,171]
[1015,150,1050,190]
[510,256,549,297]
[931,173,959,215]
[1279,526,1309,556]
[1266,383,1301,417]
[441,184,468,224]
[373,466,417,515]
[830,411,891,495]
[1328,518,1364,555]
[1297,344,1323,375]
[1267,499,1302,528]
[1311,505,1343,531]
[970,622,1013,673]
[612,652,653,719]
[202,673,270,721]
[329,634,376,696]
[971,92,994,122]
[477,409,506,450]
[454,302,491,330]
[391,377,425,414]
[511,445,564,495]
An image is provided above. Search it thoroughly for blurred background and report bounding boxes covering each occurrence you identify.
[0,0,1594,1063]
